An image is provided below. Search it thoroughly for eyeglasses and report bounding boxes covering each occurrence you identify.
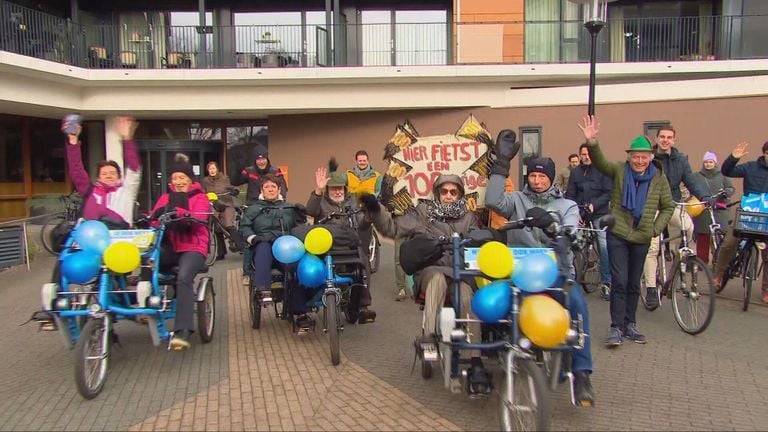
[439,188,460,197]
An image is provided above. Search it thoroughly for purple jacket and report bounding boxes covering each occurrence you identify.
[67,139,141,225]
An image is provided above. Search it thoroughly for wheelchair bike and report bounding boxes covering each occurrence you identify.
[410,207,602,431]
[39,212,216,399]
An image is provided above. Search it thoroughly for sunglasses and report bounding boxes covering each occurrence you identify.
[439,188,460,197]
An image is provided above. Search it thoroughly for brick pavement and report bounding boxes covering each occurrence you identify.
[1,246,768,431]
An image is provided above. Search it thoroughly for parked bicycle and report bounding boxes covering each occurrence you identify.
[718,207,768,311]
[640,201,715,334]
[40,192,82,255]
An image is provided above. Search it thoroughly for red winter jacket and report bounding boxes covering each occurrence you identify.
[150,182,211,256]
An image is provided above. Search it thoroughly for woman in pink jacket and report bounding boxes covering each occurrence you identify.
[149,154,211,350]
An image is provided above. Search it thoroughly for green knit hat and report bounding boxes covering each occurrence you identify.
[626,135,653,153]
[327,171,347,187]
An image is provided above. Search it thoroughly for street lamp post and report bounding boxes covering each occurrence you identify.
[570,0,611,115]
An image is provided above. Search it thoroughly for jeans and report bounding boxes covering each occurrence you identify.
[594,215,611,285]
[548,277,593,373]
[607,232,650,329]
[250,241,275,289]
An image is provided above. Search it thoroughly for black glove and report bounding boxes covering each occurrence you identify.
[490,129,520,177]
[359,193,381,215]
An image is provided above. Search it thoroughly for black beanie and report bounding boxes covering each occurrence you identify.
[168,153,195,180]
[526,157,556,183]
[762,141,768,153]
[253,144,269,160]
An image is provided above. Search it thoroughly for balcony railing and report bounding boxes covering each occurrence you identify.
[2,1,767,70]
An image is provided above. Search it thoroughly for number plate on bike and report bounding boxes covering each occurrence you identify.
[109,230,156,249]
[463,247,554,270]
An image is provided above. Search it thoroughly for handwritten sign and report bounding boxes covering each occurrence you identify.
[382,115,493,215]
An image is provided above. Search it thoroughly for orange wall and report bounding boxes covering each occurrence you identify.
[454,0,525,63]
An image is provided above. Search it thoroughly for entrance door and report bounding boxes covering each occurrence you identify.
[136,140,223,212]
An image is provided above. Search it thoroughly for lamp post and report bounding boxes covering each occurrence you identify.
[570,0,611,115]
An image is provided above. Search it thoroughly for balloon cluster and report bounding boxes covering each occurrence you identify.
[472,241,560,323]
[271,227,333,288]
[60,220,141,284]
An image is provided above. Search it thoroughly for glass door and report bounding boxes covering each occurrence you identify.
[136,140,223,212]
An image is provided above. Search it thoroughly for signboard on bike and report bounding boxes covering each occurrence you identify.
[463,247,555,271]
[381,115,493,216]
[108,230,156,249]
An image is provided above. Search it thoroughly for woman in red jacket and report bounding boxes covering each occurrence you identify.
[150,154,211,350]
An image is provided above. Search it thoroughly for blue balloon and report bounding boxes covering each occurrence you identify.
[472,280,512,323]
[272,235,306,264]
[297,254,326,288]
[61,250,102,284]
[511,253,559,293]
[73,220,111,254]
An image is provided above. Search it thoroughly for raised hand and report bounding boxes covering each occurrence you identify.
[578,115,600,141]
[115,116,139,140]
[731,141,749,159]
[315,167,329,195]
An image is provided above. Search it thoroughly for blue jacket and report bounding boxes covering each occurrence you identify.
[565,164,613,217]
[720,155,768,196]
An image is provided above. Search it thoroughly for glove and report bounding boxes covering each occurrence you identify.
[359,193,380,215]
[173,207,189,219]
[248,235,266,246]
[490,129,520,176]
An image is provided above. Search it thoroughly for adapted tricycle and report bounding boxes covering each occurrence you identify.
[39,213,216,399]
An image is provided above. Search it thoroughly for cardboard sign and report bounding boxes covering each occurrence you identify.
[382,115,493,215]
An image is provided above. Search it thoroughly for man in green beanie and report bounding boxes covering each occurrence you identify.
[579,116,674,347]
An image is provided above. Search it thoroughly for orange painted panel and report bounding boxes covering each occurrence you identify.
[459,0,523,15]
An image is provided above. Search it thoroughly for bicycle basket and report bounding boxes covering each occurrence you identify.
[733,208,768,237]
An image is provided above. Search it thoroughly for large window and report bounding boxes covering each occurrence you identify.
[525,0,582,63]
[361,9,447,66]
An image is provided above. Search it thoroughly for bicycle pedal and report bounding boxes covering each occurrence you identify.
[421,344,438,361]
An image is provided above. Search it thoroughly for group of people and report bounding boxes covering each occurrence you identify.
[40,113,768,406]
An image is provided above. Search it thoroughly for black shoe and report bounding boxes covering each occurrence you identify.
[467,364,492,395]
[358,308,376,324]
[645,287,659,309]
[600,283,610,301]
[30,310,56,331]
[170,330,191,351]
[573,371,595,407]
[295,314,314,333]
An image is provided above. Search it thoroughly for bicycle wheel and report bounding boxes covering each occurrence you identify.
[74,317,110,399]
[743,246,758,312]
[249,286,261,329]
[40,215,67,255]
[205,229,218,267]
[670,256,715,335]
[579,241,600,293]
[368,230,380,274]
[324,292,341,366]
[499,357,550,432]
[196,279,215,343]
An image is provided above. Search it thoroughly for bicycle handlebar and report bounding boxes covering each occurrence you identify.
[317,206,362,224]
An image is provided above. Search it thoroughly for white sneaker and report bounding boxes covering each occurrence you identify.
[242,275,250,286]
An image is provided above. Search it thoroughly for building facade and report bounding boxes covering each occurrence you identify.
[1,0,768,219]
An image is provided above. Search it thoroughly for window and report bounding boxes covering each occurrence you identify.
[362,9,448,66]
[518,126,543,187]
[643,120,670,140]
[0,116,24,194]
[234,12,302,66]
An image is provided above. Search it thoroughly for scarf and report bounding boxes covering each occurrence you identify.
[351,166,376,181]
[699,167,719,179]
[427,198,467,221]
[621,163,656,223]
[522,185,561,206]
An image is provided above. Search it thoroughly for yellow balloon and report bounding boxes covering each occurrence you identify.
[475,277,492,288]
[206,192,219,202]
[104,241,141,274]
[305,227,333,255]
[519,294,570,348]
[477,241,514,279]
[686,197,705,218]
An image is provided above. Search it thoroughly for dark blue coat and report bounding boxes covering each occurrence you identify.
[654,148,709,202]
[721,155,768,196]
[565,164,614,217]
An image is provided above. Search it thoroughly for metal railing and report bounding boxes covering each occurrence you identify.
[2,1,767,69]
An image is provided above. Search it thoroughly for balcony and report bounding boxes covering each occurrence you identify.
[2,1,767,70]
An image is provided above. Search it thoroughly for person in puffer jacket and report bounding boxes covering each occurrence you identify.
[363,173,490,396]
[149,155,211,351]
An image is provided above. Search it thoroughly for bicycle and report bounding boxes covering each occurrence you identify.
[701,188,736,267]
[572,205,604,295]
[206,189,243,266]
[40,192,81,255]
[640,201,715,335]
[368,227,381,273]
[719,207,768,311]
[40,212,216,399]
